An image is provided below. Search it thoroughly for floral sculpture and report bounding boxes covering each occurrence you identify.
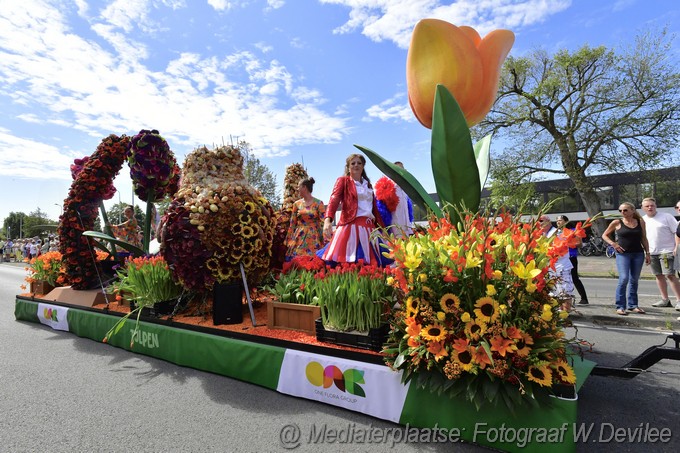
[58,135,129,289]
[271,163,309,270]
[162,145,275,291]
[127,129,181,251]
[384,213,586,410]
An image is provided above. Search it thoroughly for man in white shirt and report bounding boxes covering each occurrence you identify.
[642,198,680,309]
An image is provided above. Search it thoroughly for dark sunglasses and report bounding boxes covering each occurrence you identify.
[619,209,629,212]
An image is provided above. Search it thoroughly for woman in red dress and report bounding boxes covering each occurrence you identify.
[319,154,388,266]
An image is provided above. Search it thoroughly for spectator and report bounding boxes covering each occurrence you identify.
[539,215,574,310]
[602,202,650,315]
[641,198,680,309]
[556,215,589,305]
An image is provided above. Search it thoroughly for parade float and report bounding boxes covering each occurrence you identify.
[13,19,598,453]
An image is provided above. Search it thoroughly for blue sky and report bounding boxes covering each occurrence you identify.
[0,0,678,226]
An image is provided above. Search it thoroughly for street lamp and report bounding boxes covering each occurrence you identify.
[54,203,63,214]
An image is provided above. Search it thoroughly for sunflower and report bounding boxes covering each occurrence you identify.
[439,293,460,313]
[553,360,576,384]
[232,223,243,235]
[514,331,534,357]
[241,225,255,238]
[242,255,254,268]
[473,296,499,324]
[452,347,476,372]
[421,285,435,302]
[244,201,256,214]
[420,323,447,342]
[464,319,487,341]
[405,297,420,317]
[527,363,553,387]
[239,213,251,224]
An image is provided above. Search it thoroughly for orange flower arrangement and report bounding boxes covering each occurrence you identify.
[383,212,585,411]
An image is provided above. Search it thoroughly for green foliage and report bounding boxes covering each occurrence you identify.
[238,141,281,210]
[263,269,318,306]
[479,27,680,232]
[431,84,480,221]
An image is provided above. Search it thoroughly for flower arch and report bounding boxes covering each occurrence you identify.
[58,135,129,289]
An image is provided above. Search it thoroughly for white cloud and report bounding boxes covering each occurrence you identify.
[208,0,234,11]
[100,0,151,33]
[0,1,349,160]
[320,0,572,48]
[0,129,73,180]
[364,93,414,122]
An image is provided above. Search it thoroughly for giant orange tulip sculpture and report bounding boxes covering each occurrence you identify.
[356,19,514,221]
[407,19,515,128]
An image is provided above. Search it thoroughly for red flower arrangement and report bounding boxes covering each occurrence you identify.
[58,135,129,289]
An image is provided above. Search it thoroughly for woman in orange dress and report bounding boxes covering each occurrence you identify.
[285,177,325,261]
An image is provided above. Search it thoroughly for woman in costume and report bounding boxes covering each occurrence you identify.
[320,154,388,266]
[284,177,325,261]
[109,205,143,248]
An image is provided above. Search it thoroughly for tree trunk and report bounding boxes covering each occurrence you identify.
[575,188,607,237]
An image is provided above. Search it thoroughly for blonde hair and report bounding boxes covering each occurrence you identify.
[620,201,642,221]
[344,154,371,187]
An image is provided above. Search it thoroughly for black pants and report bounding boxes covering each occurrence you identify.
[570,256,588,302]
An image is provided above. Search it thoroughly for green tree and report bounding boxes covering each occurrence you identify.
[3,212,27,239]
[104,203,144,228]
[478,28,680,234]
[23,208,57,238]
[237,141,281,210]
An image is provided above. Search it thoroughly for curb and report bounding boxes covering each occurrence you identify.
[570,308,680,331]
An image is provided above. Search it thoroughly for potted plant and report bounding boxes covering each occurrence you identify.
[313,261,395,351]
[264,255,324,334]
[104,255,184,348]
[24,251,65,295]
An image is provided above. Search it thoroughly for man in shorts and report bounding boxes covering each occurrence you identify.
[642,198,680,309]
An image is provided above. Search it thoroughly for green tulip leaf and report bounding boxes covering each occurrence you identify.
[474,134,492,190]
[431,84,481,219]
[354,144,443,217]
[82,231,146,256]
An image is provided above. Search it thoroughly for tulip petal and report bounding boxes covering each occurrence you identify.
[466,29,515,126]
[431,84,480,219]
[407,19,483,129]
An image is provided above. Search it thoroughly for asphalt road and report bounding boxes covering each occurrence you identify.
[2,262,679,452]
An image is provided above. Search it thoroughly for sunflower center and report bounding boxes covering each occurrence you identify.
[530,368,545,379]
[428,328,441,336]
[458,351,472,364]
[481,303,494,316]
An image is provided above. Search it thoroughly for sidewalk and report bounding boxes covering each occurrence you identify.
[571,255,680,331]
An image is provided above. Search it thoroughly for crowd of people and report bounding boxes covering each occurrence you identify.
[1,235,59,262]
[540,197,680,317]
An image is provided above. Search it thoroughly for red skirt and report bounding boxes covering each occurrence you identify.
[321,217,385,265]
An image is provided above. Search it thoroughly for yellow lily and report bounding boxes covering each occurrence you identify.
[403,241,423,271]
[406,19,515,128]
[510,260,542,280]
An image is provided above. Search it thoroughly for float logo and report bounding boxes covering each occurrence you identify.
[305,361,366,397]
[43,307,58,322]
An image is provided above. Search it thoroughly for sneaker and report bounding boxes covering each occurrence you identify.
[675,303,680,311]
[651,299,672,307]
[578,299,589,305]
